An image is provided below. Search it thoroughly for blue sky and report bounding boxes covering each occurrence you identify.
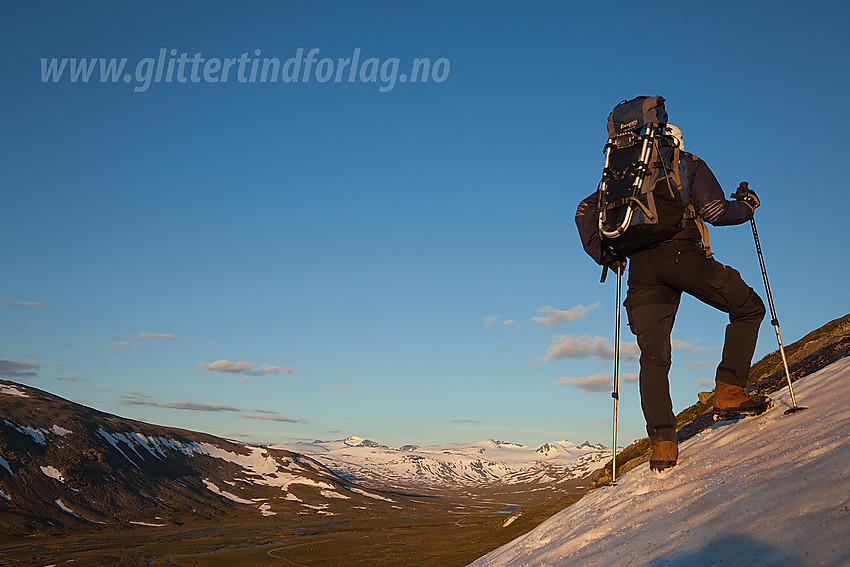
[2,1,848,448]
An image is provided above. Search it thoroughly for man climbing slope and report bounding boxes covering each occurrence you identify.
[575,96,769,471]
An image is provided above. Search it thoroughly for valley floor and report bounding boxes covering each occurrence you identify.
[0,486,586,566]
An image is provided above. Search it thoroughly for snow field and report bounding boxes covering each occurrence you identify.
[470,356,850,567]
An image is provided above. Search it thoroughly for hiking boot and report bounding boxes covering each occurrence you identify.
[713,381,771,419]
[649,440,678,472]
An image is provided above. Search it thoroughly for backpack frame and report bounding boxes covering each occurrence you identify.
[596,96,695,257]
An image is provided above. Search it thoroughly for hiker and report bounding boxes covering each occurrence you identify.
[575,102,769,471]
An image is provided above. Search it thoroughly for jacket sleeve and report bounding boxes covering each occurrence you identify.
[687,156,753,226]
[575,192,606,265]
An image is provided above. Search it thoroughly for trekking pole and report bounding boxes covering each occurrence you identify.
[609,263,623,485]
[734,182,807,414]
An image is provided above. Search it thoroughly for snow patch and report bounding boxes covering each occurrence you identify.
[51,424,73,437]
[0,384,29,397]
[0,454,12,476]
[40,465,64,482]
[4,421,46,445]
[320,489,351,499]
[203,479,254,505]
[346,486,394,502]
[54,499,104,523]
[189,443,337,494]
[302,503,334,515]
[54,499,78,516]
[96,429,141,468]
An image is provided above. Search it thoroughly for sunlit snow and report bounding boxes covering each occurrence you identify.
[202,479,254,505]
[469,356,850,567]
[40,465,63,482]
[0,384,29,397]
[273,437,609,489]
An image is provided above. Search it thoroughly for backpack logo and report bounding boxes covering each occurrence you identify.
[619,119,638,131]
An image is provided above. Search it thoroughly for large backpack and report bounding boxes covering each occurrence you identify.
[596,95,695,257]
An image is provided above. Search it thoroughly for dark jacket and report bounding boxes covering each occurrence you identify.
[575,153,753,265]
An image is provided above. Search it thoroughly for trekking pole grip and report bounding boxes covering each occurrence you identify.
[733,181,749,201]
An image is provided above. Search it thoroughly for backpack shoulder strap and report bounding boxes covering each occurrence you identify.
[682,154,712,258]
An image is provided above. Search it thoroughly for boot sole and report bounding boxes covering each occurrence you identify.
[713,399,772,422]
[650,460,677,472]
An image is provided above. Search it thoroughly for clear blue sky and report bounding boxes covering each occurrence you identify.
[2,1,848,448]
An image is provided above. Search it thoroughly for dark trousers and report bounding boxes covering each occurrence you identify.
[624,240,766,444]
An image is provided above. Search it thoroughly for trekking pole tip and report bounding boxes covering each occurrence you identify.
[784,406,808,415]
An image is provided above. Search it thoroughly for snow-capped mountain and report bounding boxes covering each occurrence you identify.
[0,381,403,534]
[273,436,610,492]
[469,354,850,567]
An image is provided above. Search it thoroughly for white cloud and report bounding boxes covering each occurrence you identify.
[0,296,48,309]
[119,392,240,412]
[331,384,351,390]
[531,303,599,327]
[543,335,639,362]
[163,402,240,412]
[544,334,711,363]
[257,364,295,375]
[197,359,295,380]
[671,338,717,353]
[198,359,254,373]
[112,333,179,349]
[137,332,179,341]
[484,315,502,327]
[0,360,39,379]
[241,410,303,423]
[557,372,639,392]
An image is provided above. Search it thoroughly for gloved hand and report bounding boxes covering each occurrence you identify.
[740,188,760,211]
[605,258,627,275]
[733,182,760,211]
[599,251,626,282]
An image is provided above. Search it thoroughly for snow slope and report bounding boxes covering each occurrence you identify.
[470,356,850,567]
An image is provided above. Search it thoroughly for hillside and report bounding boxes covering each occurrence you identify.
[0,382,408,536]
[470,338,850,565]
[0,380,609,565]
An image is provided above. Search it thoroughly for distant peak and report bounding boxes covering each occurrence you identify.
[493,440,525,448]
[343,436,387,449]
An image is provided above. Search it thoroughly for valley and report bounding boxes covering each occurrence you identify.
[0,381,602,566]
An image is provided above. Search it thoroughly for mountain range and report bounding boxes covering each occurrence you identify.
[274,437,608,493]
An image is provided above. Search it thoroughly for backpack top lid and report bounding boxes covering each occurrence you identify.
[606,95,668,138]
